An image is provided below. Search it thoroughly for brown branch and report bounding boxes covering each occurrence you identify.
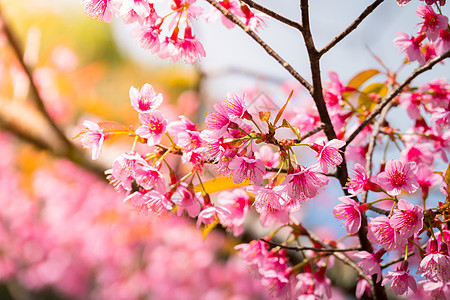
[203,0,313,93]
[0,9,72,150]
[304,226,375,291]
[261,239,361,252]
[345,49,450,147]
[292,123,325,143]
[240,0,303,30]
[361,101,395,203]
[319,0,385,56]
[369,206,389,216]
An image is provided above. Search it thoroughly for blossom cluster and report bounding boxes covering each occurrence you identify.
[75,1,450,299]
[78,69,449,298]
[0,132,271,300]
[394,2,449,65]
[81,0,266,64]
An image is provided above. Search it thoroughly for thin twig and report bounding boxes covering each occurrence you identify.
[293,123,325,143]
[319,0,385,56]
[369,206,390,216]
[361,101,395,203]
[261,239,361,252]
[304,226,375,293]
[345,49,450,147]
[240,0,302,30]
[380,252,414,269]
[203,0,313,93]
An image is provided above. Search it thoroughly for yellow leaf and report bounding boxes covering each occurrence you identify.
[347,69,380,89]
[274,90,294,126]
[202,219,219,240]
[194,176,250,194]
[357,83,388,118]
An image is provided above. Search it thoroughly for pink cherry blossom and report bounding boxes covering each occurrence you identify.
[235,240,269,274]
[417,239,450,282]
[222,92,251,122]
[394,32,426,65]
[205,103,233,137]
[389,199,423,238]
[255,145,279,169]
[196,204,230,227]
[130,25,161,53]
[376,159,419,196]
[124,190,173,215]
[354,250,384,283]
[133,163,166,193]
[170,182,201,218]
[173,27,206,64]
[346,163,369,195]
[105,152,148,191]
[416,5,449,41]
[228,156,265,186]
[435,29,450,55]
[78,120,106,160]
[382,261,417,296]
[332,196,367,235]
[206,0,244,29]
[216,189,250,236]
[400,92,424,120]
[247,185,290,226]
[368,216,402,252]
[400,142,434,165]
[135,110,168,146]
[280,165,329,201]
[420,279,450,299]
[355,278,372,299]
[310,139,346,173]
[129,83,163,113]
[81,0,115,22]
[416,164,443,200]
[118,0,152,18]
[259,249,291,297]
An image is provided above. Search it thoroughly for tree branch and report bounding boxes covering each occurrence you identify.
[319,0,385,56]
[203,0,313,93]
[261,239,361,252]
[345,49,450,147]
[240,0,303,30]
[361,101,395,203]
[0,9,72,151]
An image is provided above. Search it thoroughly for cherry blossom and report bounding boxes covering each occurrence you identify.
[129,83,163,113]
[310,139,346,174]
[416,5,449,41]
[332,196,368,235]
[135,110,168,146]
[382,261,417,296]
[280,165,329,201]
[389,199,423,238]
[417,239,450,282]
[354,250,384,283]
[229,156,265,186]
[376,159,419,196]
[78,120,106,160]
[394,32,426,65]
